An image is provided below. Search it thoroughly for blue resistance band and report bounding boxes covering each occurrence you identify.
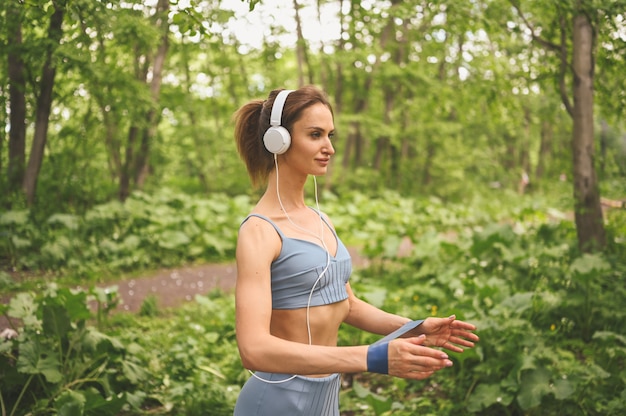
[367,320,425,375]
[367,341,389,374]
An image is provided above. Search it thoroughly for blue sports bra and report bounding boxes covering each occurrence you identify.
[241,213,352,310]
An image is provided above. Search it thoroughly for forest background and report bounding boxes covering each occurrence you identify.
[0,0,625,415]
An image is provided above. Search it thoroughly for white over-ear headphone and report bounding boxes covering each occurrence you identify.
[263,89,294,154]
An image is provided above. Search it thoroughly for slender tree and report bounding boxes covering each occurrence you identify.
[119,0,170,201]
[22,0,66,205]
[510,0,606,251]
[5,1,27,196]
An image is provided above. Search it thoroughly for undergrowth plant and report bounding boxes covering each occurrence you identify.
[1,189,624,415]
[0,285,146,415]
[0,189,252,278]
[338,203,626,415]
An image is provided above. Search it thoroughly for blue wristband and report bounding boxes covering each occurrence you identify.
[367,341,389,374]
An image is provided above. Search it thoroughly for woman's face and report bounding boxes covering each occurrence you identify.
[285,102,335,176]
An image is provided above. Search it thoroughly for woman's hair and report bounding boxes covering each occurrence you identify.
[234,85,334,187]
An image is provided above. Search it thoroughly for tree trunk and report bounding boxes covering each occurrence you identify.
[535,119,553,181]
[22,3,65,205]
[119,126,138,201]
[6,2,27,194]
[571,13,605,252]
[520,106,531,179]
[293,0,313,86]
[134,0,169,190]
[422,141,436,186]
[599,119,609,176]
[118,0,170,200]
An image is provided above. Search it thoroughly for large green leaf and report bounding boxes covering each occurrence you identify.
[157,230,191,249]
[121,360,149,384]
[467,383,514,412]
[570,253,611,277]
[55,390,85,416]
[83,388,126,415]
[50,287,91,321]
[552,378,576,400]
[8,293,41,329]
[0,210,29,225]
[48,213,80,230]
[517,367,552,410]
[42,303,72,339]
[17,338,62,383]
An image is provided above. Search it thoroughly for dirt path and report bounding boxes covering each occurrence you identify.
[112,261,238,312]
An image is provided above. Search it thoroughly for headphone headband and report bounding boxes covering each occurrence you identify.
[269,90,294,126]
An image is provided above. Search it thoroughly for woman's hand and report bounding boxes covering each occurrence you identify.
[419,315,479,353]
[387,335,453,380]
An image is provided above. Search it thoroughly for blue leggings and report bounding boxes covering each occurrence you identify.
[234,372,340,416]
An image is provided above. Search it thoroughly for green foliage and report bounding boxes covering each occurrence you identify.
[2,190,625,415]
[0,189,252,276]
[0,285,143,415]
[104,290,242,415]
[335,197,625,415]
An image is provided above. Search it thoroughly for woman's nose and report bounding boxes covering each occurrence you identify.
[324,138,335,155]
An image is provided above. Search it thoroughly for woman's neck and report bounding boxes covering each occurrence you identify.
[262,169,309,213]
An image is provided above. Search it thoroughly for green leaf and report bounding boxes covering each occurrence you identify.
[17,339,62,383]
[467,383,514,412]
[0,210,29,225]
[11,235,32,248]
[570,253,610,275]
[553,378,576,400]
[382,235,402,258]
[57,288,92,322]
[82,327,124,354]
[198,364,226,379]
[491,292,534,316]
[516,367,551,410]
[48,213,80,230]
[157,230,191,249]
[8,293,41,329]
[122,360,149,384]
[55,390,85,416]
[83,388,126,414]
[202,233,231,255]
[593,330,626,345]
[42,303,72,339]
[360,286,387,308]
[41,235,73,261]
[352,380,390,411]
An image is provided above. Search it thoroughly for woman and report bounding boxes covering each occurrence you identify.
[233,85,478,415]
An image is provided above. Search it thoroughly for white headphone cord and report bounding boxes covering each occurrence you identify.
[249,155,331,384]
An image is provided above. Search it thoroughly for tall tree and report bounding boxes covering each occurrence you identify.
[5,1,27,196]
[292,0,314,86]
[119,0,170,201]
[510,0,607,252]
[22,0,66,206]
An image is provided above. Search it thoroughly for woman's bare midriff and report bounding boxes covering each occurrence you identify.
[270,299,350,377]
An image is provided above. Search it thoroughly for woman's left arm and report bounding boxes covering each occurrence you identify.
[343,283,411,335]
[343,284,479,353]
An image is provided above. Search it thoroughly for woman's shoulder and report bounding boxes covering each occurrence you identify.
[239,212,284,239]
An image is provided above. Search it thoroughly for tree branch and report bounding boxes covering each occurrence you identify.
[509,0,560,52]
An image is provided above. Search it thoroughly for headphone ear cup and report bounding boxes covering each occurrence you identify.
[263,126,291,154]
